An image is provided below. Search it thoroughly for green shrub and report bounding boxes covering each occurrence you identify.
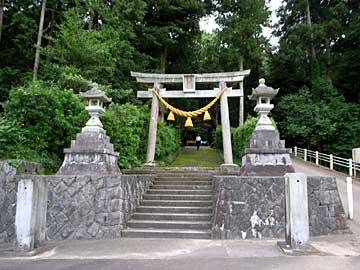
[232,116,258,159]
[102,103,180,168]
[2,81,87,171]
[156,121,180,165]
[101,103,149,169]
[213,125,223,149]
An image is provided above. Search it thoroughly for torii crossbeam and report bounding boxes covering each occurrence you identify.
[131,70,251,167]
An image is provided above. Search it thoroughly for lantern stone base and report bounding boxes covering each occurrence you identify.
[240,129,294,176]
[57,129,120,175]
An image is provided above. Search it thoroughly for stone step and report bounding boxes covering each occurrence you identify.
[143,194,212,201]
[140,200,212,207]
[121,228,211,239]
[127,220,212,230]
[131,213,212,222]
[151,185,212,190]
[155,176,212,181]
[136,206,212,214]
[147,189,212,195]
[153,180,212,185]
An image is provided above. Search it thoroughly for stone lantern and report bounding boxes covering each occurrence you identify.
[57,84,120,175]
[80,84,111,133]
[248,78,278,131]
[240,78,294,176]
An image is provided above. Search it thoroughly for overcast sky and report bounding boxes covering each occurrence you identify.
[199,0,282,46]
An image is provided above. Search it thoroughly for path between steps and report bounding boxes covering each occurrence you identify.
[170,146,223,167]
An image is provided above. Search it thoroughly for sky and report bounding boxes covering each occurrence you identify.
[199,0,282,46]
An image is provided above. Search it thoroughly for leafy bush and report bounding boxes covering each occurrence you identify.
[102,103,180,169]
[232,116,258,159]
[1,81,87,170]
[213,125,223,150]
[101,103,148,169]
[156,121,180,165]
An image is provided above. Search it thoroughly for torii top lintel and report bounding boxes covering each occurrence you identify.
[131,70,251,98]
[131,70,251,84]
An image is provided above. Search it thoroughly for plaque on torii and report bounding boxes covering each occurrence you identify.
[131,70,251,167]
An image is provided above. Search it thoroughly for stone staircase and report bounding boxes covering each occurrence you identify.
[122,171,213,239]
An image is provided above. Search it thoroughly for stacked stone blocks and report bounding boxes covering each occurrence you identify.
[212,175,347,240]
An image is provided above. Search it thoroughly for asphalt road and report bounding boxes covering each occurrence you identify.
[292,158,360,225]
[0,257,360,270]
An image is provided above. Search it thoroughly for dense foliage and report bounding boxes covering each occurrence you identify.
[0,82,87,170]
[275,81,360,158]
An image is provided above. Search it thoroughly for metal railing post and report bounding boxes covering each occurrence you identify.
[304,149,307,162]
[330,154,333,170]
[294,146,297,157]
[315,151,319,166]
[349,159,353,177]
[346,177,353,219]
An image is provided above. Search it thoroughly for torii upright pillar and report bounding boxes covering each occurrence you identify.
[219,81,235,166]
[146,83,161,166]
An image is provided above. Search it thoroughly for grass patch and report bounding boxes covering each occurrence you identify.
[170,146,223,167]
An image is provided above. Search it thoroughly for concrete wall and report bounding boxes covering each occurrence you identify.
[212,176,347,239]
[0,168,153,242]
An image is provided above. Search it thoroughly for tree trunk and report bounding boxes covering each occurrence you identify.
[0,0,4,43]
[159,46,167,120]
[324,36,332,79]
[46,4,55,62]
[33,0,47,81]
[238,56,244,126]
[159,46,167,73]
[305,0,316,58]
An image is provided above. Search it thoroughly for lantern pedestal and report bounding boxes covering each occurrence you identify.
[240,129,294,176]
[57,128,120,175]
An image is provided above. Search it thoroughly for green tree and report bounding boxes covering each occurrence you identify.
[216,0,270,71]
[138,0,208,73]
[274,83,360,157]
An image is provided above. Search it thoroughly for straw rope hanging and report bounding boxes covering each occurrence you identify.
[150,87,227,127]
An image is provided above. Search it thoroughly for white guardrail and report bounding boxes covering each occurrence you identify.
[294,146,358,220]
[294,146,360,177]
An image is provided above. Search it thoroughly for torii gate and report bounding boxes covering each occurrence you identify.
[131,70,251,167]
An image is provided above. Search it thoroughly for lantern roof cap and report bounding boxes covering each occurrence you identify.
[80,83,111,103]
[248,79,279,100]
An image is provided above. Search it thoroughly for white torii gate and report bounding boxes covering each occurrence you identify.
[131,70,251,167]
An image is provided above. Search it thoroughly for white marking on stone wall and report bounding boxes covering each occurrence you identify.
[250,210,264,238]
[265,216,276,226]
[241,231,247,239]
[232,201,245,205]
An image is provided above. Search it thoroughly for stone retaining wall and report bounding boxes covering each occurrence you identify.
[212,176,347,239]
[0,162,17,243]
[45,174,153,240]
[0,166,153,242]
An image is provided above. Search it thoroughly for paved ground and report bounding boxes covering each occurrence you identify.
[292,158,360,226]
[1,234,360,270]
[1,158,360,270]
